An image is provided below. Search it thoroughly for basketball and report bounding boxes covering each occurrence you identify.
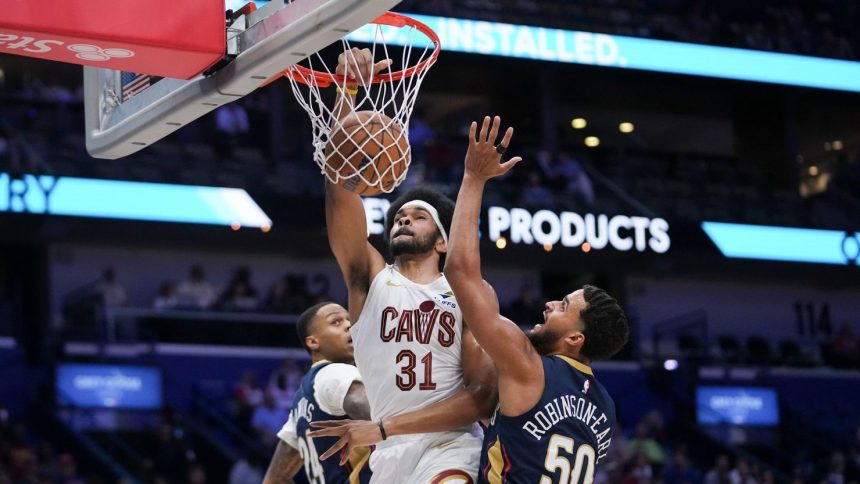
[325,110,411,196]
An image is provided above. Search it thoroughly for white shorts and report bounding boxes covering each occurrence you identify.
[369,431,482,484]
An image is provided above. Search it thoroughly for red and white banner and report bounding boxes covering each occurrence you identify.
[1,0,225,79]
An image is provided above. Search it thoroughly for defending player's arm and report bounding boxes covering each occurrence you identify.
[444,116,545,415]
[262,441,302,484]
[264,413,303,484]
[309,334,497,464]
[326,48,391,321]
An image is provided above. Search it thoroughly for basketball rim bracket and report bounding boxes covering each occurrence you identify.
[85,0,401,159]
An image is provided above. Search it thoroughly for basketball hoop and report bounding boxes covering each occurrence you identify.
[272,11,440,194]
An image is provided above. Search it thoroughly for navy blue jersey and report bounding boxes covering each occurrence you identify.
[479,355,616,484]
[289,362,371,484]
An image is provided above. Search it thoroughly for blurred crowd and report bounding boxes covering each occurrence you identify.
[399,0,857,59]
[0,406,87,483]
[84,265,331,315]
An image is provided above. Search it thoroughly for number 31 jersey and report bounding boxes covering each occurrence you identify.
[479,356,616,484]
[352,265,466,425]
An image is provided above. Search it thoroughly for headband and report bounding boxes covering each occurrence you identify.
[399,199,448,244]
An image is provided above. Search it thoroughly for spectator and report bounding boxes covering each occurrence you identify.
[557,155,595,206]
[825,324,860,368]
[624,452,654,484]
[55,453,84,484]
[176,264,217,309]
[267,359,303,409]
[152,423,193,482]
[705,454,732,484]
[519,171,554,210]
[235,370,264,423]
[98,266,127,307]
[229,452,265,484]
[263,278,289,313]
[504,285,542,327]
[153,282,178,310]
[187,463,208,484]
[664,448,703,484]
[626,422,665,468]
[217,267,259,311]
[729,458,758,484]
[263,275,312,314]
[251,390,289,447]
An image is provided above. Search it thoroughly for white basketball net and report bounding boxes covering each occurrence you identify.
[284,15,437,193]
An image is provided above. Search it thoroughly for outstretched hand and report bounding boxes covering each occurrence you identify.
[308,419,383,466]
[336,47,393,87]
[464,116,522,182]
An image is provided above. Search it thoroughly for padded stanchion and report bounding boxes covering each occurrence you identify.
[1,0,225,79]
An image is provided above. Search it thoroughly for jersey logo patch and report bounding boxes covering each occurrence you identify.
[582,379,590,394]
[386,280,402,287]
[434,291,457,309]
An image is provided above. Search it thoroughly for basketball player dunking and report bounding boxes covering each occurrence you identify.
[316,49,497,483]
[444,116,630,483]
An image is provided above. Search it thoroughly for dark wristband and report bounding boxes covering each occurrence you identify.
[378,419,388,440]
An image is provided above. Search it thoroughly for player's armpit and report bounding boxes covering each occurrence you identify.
[342,380,371,421]
[263,441,302,484]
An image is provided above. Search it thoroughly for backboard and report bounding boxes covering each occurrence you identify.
[84,0,401,159]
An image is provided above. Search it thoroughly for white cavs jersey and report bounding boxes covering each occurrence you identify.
[352,264,466,425]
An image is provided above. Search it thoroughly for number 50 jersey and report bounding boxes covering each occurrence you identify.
[479,356,616,484]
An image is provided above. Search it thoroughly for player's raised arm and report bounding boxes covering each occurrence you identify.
[444,116,545,411]
[325,48,391,321]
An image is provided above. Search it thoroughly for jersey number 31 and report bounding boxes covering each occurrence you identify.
[395,350,437,391]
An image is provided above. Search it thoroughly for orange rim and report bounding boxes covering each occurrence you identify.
[266,11,440,88]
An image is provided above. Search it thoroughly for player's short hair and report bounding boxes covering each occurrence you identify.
[384,188,455,269]
[297,301,335,354]
[579,285,629,360]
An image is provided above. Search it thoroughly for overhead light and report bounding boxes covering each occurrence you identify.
[571,118,587,129]
[495,237,507,249]
[663,359,679,371]
[584,136,600,148]
[808,166,819,176]
[833,140,844,151]
[581,242,592,253]
[619,122,635,133]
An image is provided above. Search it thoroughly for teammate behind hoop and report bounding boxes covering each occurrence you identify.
[321,48,496,483]
[444,116,629,483]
